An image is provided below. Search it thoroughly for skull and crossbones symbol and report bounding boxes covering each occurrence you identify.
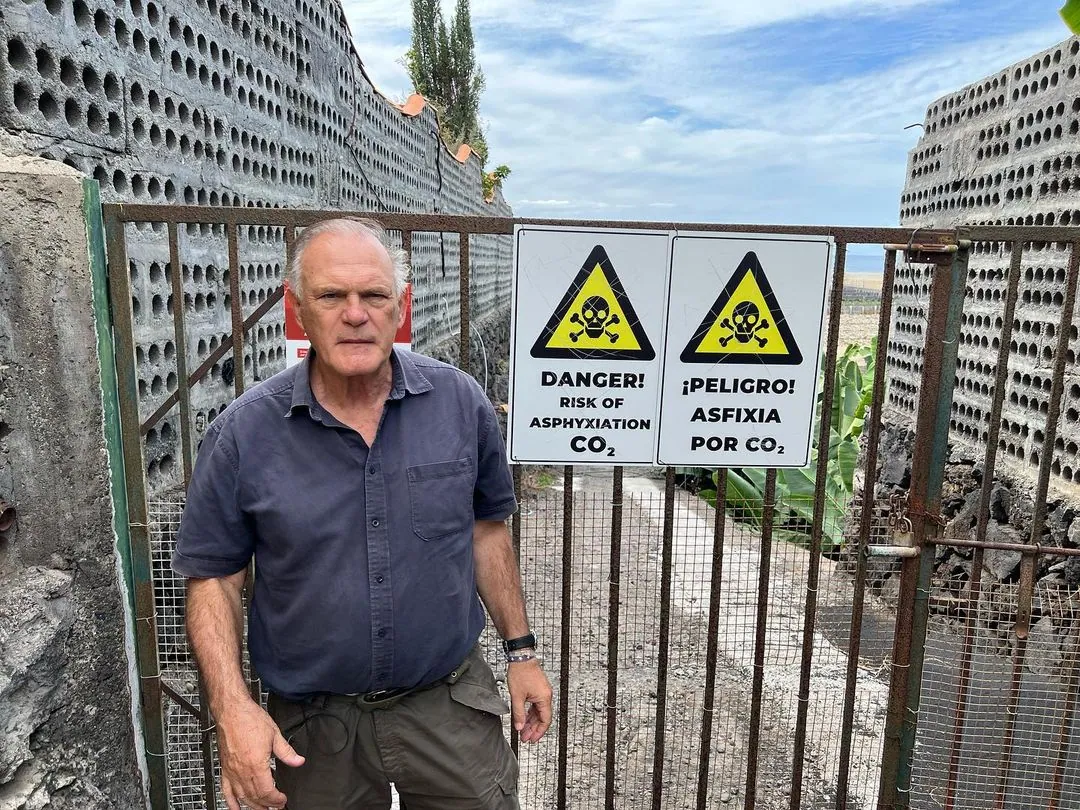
[569,295,621,343]
[718,300,769,347]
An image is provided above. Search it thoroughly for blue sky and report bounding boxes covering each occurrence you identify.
[343,0,1069,238]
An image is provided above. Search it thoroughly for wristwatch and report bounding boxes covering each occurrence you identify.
[502,633,536,654]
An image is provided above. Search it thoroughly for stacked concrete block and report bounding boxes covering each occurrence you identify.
[897,36,1080,489]
[0,0,512,492]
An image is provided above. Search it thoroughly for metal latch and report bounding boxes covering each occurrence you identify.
[888,492,914,547]
[867,492,920,558]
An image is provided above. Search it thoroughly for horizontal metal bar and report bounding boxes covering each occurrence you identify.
[935,536,1080,558]
[101,205,1080,244]
[105,204,514,232]
[882,242,968,253]
[868,545,922,558]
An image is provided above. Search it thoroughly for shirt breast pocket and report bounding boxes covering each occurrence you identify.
[407,457,476,541]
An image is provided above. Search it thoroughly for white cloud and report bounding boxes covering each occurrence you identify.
[343,1,1067,225]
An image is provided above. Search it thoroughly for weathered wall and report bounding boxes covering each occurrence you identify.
[430,307,512,405]
[895,36,1080,492]
[878,36,1080,596]
[0,152,144,808]
[0,0,513,493]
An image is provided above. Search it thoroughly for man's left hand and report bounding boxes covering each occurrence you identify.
[507,659,552,743]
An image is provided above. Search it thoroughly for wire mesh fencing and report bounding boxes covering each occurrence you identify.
[909,571,1080,810]
[510,469,900,810]
[150,496,254,810]
[148,473,906,810]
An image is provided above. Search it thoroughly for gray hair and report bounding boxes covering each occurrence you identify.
[287,217,411,299]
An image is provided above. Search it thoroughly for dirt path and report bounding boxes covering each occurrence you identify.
[503,468,894,809]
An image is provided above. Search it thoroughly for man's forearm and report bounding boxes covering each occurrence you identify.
[473,520,531,640]
[186,572,255,718]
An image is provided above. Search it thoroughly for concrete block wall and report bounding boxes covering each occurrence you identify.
[0,153,144,810]
[0,0,513,493]
[896,36,1080,489]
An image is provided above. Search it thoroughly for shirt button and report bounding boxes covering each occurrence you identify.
[369,466,377,474]
[371,518,380,527]
[377,628,387,638]
[375,575,384,584]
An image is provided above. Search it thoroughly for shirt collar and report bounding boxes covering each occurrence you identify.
[285,353,317,416]
[390,347,434,400]
[285,347,432,417]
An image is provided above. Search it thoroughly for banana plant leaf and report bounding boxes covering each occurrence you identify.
[777,465,817,523]
[723,469,765,526]
[1063,0,1080,34]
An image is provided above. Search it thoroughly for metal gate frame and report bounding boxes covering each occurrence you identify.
[98,203,1080,809]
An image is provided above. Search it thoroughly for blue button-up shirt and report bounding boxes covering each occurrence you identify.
[173,349,517,699]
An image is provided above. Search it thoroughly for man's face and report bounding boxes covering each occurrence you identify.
[288,230,405,381]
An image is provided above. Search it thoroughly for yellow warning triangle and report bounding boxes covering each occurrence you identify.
[531,245,655,360]
[681,251,802,365]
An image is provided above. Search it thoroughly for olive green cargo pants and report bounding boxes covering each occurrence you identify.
[268,647,519,810]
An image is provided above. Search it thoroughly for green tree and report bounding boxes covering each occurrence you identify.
[405,0,489,163]
[482,164,511,199]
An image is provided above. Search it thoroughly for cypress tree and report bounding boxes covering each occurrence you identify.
[405,0,488,163]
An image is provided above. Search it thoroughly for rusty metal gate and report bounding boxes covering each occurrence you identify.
[99,203,1080,809]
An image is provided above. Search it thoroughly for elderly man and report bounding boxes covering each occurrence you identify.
[174,218,551,810]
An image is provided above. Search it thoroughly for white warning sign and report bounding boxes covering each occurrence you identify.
[508,226,669,464]
[657,234,832,468]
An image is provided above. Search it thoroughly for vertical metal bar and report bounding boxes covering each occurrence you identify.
[510,463,522,757]
[284,224,297,276]
[168,221,217,810]
[511,465,523,560]
[836,248,896,810]
[697,469,729,810]
[400,229,412,342]
[604,467,624,810]
[226,224,259,703]
[167,224,195,485]
[943,241,1022,810]
[745,469,778,810]
[556,465,573,810]
[651,467,677,810]
[227,225,245,398]
[284,225,296,363]
[1048,612,1080,809]
[879,248,970,809]
[996,240,1080,809]
[103,210,170,810]
[459,232,471,375]
[790,241,846,809]
[993,553,1035,809]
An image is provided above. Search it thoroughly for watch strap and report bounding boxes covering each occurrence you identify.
[502,633,536,653]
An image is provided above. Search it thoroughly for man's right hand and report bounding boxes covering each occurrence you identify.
[217,699,305,810]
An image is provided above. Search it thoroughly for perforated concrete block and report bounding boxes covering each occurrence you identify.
[896,36,1080,489]
[1,0,512,492]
